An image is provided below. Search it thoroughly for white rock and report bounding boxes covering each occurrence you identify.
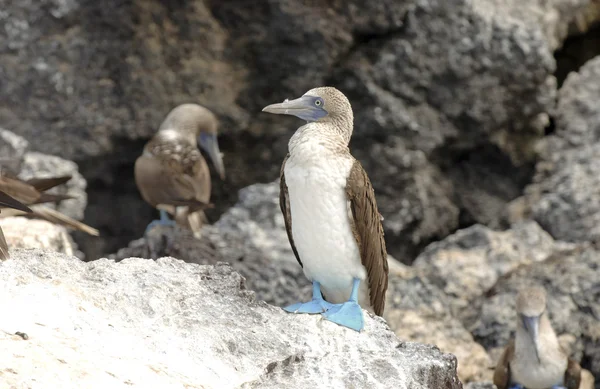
[0,249,462,389]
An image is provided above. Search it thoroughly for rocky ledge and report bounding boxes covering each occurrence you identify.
[0,249,461,389]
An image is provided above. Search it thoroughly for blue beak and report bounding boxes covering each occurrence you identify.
[262,95,327,122]
[521,314,541,363]
[198,133,225,180]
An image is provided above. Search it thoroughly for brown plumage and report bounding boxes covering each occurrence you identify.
[345,160,389,315]
[134,103,225,237]
[0,190,32,260]
[0,174,99,236]
[493,287,589,389]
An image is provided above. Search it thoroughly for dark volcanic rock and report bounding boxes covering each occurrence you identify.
[0,0,592,260]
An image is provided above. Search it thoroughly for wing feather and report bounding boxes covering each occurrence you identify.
[345,160,388,316]
[279,154,302,268]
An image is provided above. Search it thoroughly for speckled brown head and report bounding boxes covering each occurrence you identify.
[516,286,547,316]
[159,103,225,179]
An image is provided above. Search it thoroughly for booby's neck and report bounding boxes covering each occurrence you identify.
[288,122,351,159]
[512,312,567,387]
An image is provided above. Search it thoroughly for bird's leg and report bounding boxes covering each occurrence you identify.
[321,278,364,332]
[144,209,176,235]
[283,281,334,314]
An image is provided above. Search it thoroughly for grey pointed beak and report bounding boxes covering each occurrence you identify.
[198,133,225,180]
[521,314,541,363]
[262,95,327,122]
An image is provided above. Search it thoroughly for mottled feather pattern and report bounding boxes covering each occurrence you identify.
[345,160,389,316]
[147,136,203,177]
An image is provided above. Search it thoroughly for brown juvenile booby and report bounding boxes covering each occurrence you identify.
[0,174,99,236]
[493,286,587,389]
[0,190,32,260]
[134,103,225,237]
[262,86,389,332]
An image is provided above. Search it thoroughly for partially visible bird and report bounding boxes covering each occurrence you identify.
[135,103,225,238]
[0,173,99,236]
[493,286,592,389]
[0,190,32,260]
[262,86,388,332]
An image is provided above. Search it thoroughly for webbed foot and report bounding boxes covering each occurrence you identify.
[144,210,176,235]
[321,300,364,331]
[283,281,333,314]
[284,298,334,314]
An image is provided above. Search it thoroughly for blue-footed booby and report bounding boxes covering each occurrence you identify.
[0,174,99,236]
[262,86,389,332]
[134,103,225,238]
[494,286,588,389]
[0,190,32,260]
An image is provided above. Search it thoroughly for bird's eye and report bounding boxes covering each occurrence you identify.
[315,100,322,106]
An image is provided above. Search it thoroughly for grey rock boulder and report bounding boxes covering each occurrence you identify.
[0,217,76,256]
[384,267,492,383]
[0,249,463,389]
[526,56,600,243]
[0,128,29,174]
[413,221,570,317]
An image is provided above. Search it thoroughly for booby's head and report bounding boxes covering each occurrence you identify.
[262,86,354,142]
[161,103,226,180]
[516,286,548,363]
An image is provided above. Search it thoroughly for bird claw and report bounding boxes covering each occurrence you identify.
[283,298,334,314]
[321,300,364,332]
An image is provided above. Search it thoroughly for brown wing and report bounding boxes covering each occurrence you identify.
[279,154,302,268]
[26,176,72,192]
[0,227,8,260]
[564,358,582,389]
[0,176,43,204]
[0,191,32,213]
[345,160,388,316]
[493,339,515,389]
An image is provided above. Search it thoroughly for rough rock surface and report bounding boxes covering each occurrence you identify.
[412,221,571,316]
[0,249,463,389]
[0,128,29,175]
[2,0,592,260]
[466,245,600,381]
[0,218,76,256]
[384,269,492,383]
[112,182,312,308]
[526,56,600,243]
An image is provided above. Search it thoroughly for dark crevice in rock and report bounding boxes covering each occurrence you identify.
[555,23,600,88]
[434,143,536,230]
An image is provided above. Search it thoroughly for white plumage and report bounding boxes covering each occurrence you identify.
[511,324,567,388]
[284,129,369,308]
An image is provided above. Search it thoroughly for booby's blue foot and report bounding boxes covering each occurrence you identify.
[550,385,567,389]
[321,278,364,332]
[283,281,334,314]
[144,210,176,235]
[508,385,525,389]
